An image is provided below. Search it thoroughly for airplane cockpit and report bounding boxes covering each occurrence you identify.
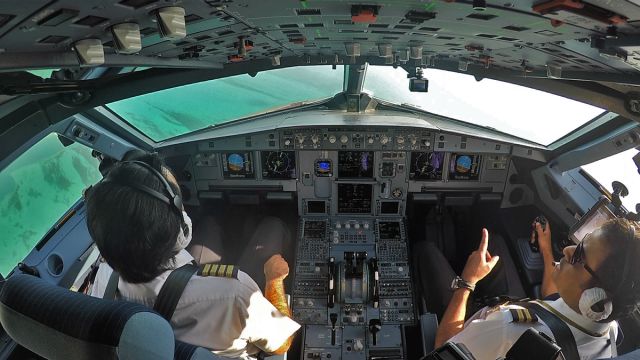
[2,1,640,359]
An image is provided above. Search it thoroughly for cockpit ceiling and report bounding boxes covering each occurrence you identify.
[3,1,640,83]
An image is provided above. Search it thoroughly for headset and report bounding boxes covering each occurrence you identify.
[88,159,185,232]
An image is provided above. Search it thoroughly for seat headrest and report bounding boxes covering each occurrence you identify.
[0,274,174,360]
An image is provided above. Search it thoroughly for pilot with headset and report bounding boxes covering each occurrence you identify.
[85,152,300,358]
[433,220,640,360]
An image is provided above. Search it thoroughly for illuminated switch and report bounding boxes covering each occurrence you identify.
[354,223,360,229]
[336,222,341,229]
[345,223,351,229]
[363,222,370,229]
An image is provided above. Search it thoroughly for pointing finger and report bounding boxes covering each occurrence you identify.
[479,228,489,253]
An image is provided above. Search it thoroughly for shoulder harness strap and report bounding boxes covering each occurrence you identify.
[154,263,199,321]
[515,301,580,360]
[103,269,120,300]
[198,263,239,279]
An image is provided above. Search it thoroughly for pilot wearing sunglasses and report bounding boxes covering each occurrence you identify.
[435,218,640,360]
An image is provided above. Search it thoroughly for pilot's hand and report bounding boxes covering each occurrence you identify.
[461,228,500,285]
[264,254,289,282]
[532,220,552,256]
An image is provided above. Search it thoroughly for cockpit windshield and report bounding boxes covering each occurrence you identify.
[363,66,606,146]
[107,63,606,145]
[106,65,345,141]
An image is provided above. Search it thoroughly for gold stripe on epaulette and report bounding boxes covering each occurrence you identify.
[510,308,538,323]
[198,263,239,279]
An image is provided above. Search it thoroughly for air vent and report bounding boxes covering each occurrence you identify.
[140,27,156,36]
[185,14,203,23]
[38,35,69,44]
[383,36,400,40]
[466,13,497,21]
[444,43,460,46]
[195,34,212,41]
[118,0,158,9]
[279,23,299,28]
[217,30,234,36]
[497,36,519,41]
[436,35,455,40]
[282,29,301,34]
[368,23,389,28]
[394,25,414,29]
[74,15,108,27]
[175,40,190,46]
[353,37,368,40]
[419,26,440,31]
[334,19,353,25]
[314,37,329,40]
[38,8,79,26]
[296,8,321,15]
[0,14,15,29]
[476,33,498,38]
[304,23,324,27]
[339,29,366,33]
[371,30,404,35]
[535,29,561,36]
[503,25,529,31]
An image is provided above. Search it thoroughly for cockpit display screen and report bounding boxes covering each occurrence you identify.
[449,154,482,181]
[261,151,296,179]
[570,198,617,244]
[222,152,254,179]
[378,221,402,240]
[338,183,373,214]
[338,151,374,178]
[410,152,445,180]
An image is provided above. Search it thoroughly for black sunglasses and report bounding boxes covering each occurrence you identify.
[569,240,605,287]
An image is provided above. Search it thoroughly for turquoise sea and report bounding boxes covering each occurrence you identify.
[0,134,101,276]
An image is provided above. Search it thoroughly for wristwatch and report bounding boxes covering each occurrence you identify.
[450,276,476,292]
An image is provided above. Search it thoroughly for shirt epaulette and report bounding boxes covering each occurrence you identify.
[510,308,538,323]
[198,263,239,279]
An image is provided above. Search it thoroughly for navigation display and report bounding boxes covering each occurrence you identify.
[261,151,296,179]
[449,154,482,181]
[222,152,254,179]
[410,152,445,180]
[338,183,373,214]
[338,151,374,178]
[378,221,402,240]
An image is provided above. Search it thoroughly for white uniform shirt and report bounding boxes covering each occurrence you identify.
[90,250,301,359]
[450,298,618,360]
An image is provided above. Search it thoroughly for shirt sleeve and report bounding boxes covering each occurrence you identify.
[235,272,301,353]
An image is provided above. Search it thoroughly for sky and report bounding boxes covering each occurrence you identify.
[582,148,640,211]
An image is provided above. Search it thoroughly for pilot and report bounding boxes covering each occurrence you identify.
[434,219,640,360]
[84,153,300,358]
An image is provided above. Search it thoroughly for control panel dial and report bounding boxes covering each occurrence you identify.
[329,135,337,144]
[340,135,349,144]
[380,135,389,145]
[396,136,405,144]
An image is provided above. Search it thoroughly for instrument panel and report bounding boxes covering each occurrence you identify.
[170,126,519,214]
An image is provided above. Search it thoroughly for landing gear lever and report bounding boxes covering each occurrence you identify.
[368,318,382,346]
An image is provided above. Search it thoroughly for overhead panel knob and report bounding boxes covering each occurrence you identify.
[380,135,389,145]
[396,136,405,144]
[311,134,320,144]
[329,135,337,144]
[340,135,349,144]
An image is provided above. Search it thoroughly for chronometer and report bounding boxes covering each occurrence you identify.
[450,276,476,292]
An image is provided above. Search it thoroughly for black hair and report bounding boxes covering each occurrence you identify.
[85,152,183,283]
[594,218,640,320]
